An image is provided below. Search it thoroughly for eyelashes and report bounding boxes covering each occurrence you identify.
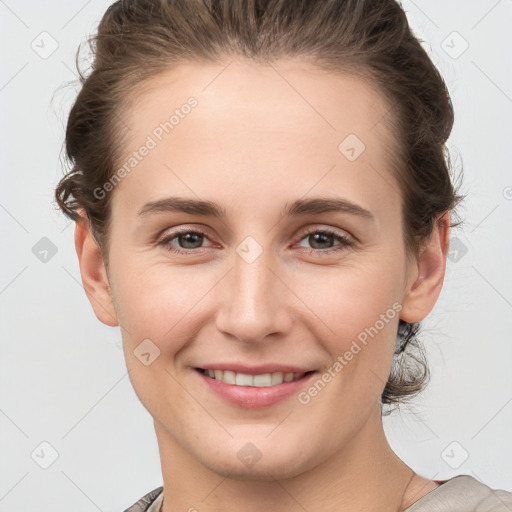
[294,227,354,254]
[156,226,354,256]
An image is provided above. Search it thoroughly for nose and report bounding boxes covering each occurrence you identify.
[215,248,293,344]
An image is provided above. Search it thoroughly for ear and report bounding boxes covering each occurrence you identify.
[400,211,451,323]
[74,210,119,327]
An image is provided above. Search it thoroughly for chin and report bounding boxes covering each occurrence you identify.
[195,438,314,481]
[201,455,309,481]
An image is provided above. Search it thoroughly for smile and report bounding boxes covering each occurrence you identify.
[197,368,311,387]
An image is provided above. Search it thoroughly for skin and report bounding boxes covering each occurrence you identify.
[75,58,450,511]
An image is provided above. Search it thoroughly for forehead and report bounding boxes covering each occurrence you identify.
[125,58,394,142]
[112,58,401,220]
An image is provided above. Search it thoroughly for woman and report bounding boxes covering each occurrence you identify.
[54,0,512,510]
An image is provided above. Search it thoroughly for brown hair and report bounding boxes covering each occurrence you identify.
[54,0,464,410]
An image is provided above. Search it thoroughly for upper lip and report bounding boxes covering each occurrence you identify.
[194,363,316,375]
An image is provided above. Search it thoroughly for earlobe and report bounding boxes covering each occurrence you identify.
[74,211,119,327]
[400,212,451,323]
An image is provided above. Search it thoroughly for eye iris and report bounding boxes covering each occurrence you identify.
[309,232,333,249]
[179,232,203,249]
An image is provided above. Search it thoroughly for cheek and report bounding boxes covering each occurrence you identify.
[111,264,206,413]
[293,258,402,336]
[110,264,219,380]
[290,260,402,386]
[110,259,216,350]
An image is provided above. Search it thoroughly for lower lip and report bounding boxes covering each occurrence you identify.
[195,369,318,409]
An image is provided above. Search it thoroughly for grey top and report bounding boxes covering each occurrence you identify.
[123,475,512,512]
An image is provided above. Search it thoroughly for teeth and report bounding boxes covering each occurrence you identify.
[235,373,254,386]
[271,372,283,385]
[283,372,295,382]
[254,374,272,386]
[202,369,307,387]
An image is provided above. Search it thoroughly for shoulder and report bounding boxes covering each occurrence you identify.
[123,486,163,512]
[404,475,512,512]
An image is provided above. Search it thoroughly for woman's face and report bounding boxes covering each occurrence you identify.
[83,59,443,479]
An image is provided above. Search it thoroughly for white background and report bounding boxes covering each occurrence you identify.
[1,1,511,511]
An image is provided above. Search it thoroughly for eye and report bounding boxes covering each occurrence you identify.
[157,228,213,254]
[295,227,353,255]
[156,226,354,256]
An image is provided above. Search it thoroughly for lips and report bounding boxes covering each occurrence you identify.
[193,364,319,408]
[194,363,316,387]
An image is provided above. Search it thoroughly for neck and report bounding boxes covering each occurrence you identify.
[155,404,419,512]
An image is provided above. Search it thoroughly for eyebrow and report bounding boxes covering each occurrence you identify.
[137,196,374,221]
